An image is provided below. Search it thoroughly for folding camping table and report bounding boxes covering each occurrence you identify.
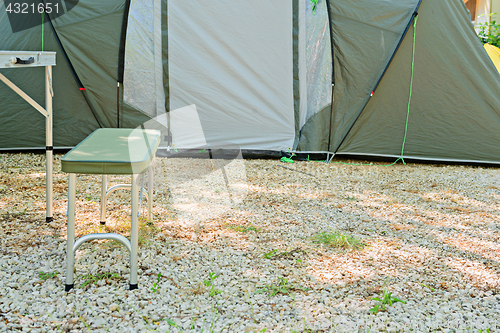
[0,51,56,222]
[61,128,161,291]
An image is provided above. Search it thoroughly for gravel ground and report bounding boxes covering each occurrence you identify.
[0,152,499,332]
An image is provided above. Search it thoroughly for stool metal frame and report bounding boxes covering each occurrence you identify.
[65,158,155,291]
[62,128,160,291]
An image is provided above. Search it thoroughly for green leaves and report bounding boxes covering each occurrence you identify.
[369,289,406,314]
[256,277,310,296]
[476,14,500,47]
[151,273,161,293]
[311,231,366,251]
[38,271,57,280]
[263,249,279,259]
[79,272,121,288]
[228,224,261,233]
[204,271,222,297]
[280,156,295,163]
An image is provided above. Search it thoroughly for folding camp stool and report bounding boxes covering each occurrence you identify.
[61,128,161,291]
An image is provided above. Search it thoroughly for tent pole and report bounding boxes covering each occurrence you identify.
[332,0,423,154]
[325,0,335,152]
[117,0,132,128]
[117,82,120,128]
[370,1,422,95]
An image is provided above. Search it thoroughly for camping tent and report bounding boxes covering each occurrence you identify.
[484,44,500,73]
[1,0,500,164]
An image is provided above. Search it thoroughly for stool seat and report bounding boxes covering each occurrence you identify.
[62,128,160,292]
[62,128,161,174]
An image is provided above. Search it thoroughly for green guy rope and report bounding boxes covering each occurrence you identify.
[41,12,44,51]
[310,0,318,15]
[330,15,419,167]
[392,15,419,166]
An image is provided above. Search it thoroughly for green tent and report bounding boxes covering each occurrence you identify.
[1,0,499,164]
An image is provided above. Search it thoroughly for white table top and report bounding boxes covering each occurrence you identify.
[0,51,56,68]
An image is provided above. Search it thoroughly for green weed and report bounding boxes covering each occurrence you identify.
[228,224,261,233]
[38,271,58,280]
[204,271,222,297]
[10,209,27,218]
[420,282,435,292]
[280,155,295,163]
[263,249,279,259]
[369,289,406,314]
[255,277,310,296]
[311,231,366,251]
[263,248,304,260]
[151,273,161,293]
[78,272,121,288]
[280,149,296,163]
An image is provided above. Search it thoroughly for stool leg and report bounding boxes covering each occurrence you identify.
[65,173,76,291]
[148,157,154,221]
[100,175,107,225]
[130,174,139,290]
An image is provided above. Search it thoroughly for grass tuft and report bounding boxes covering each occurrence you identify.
[78,272,122,289]
[311,230,366,251]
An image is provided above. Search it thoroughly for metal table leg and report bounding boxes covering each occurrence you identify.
[65,173,76,291]
[130,174,139,290]
[45,66,53,222]
[100,175,107,225]
[148,157,155,221]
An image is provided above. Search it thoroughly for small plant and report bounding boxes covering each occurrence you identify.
[165,318,179,329]
[151,273,161,293]
[311,231,366,251]
[79,272,121,288]
[263,248,305,260]
[256,277,310,296]
[10,209,27,218]
[479,329,491,333]
[369,289,406,314]
[263,249,279,259]
[204,271,222,297]
[420,282,435,292]
[38,271,58,280]
[228,224,261,233]
[281,148,296,163]
[476,14,500,47]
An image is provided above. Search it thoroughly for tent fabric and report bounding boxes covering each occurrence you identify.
[167,0,295,151]
[484,43,500,73]
[1,0,500,165]
[123,0,165,119]
[327,0,417,153]
[336,0,500,163]
[0,8,100,148]
[46,0,129,128]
